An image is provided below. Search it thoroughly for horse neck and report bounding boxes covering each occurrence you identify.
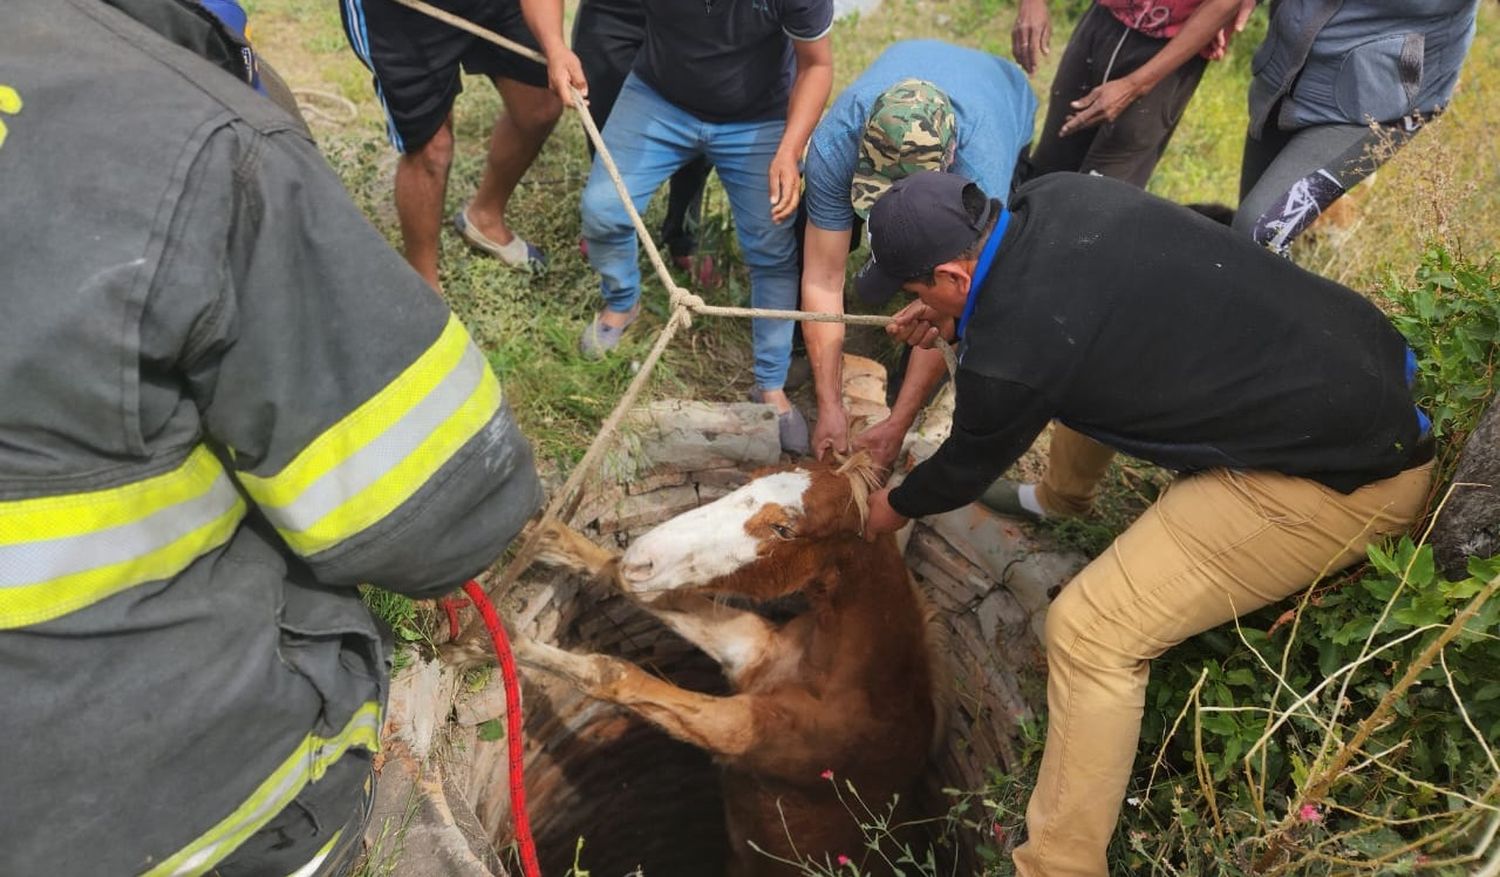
[799,533,925,662]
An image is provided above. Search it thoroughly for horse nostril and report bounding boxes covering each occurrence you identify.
[621,559,655,582]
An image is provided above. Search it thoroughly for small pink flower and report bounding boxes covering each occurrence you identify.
[837,854,851,867]
[820,769,834,781]
[1298,803,1323,823]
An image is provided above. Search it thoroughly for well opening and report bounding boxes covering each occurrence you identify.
[370,367,1086,876]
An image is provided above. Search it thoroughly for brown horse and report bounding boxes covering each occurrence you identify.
[516,455,944,876]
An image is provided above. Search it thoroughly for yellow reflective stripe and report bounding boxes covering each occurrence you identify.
[0,447,245,630]
[281,367,500,555]
[143,702,382,877]
[239,315,470,508]
[240,314,504,557]
[0,498,244,630]
[0,445,225,544]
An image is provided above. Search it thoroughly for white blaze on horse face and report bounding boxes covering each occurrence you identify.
[620,470,812,593]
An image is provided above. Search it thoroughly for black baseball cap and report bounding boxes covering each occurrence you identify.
[854,171,998,306]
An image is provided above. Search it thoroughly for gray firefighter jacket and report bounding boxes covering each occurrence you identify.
[1248,0,1480,138]
[0,0,543,873]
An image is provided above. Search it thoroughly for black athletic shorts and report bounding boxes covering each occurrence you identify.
[340,0,549,153]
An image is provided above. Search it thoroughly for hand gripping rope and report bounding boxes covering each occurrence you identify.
[382,3,961,874]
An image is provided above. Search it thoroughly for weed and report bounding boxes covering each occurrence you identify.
[1382,250,1499,458]
[345,783,422,877]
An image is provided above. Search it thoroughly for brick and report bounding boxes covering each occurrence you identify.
[595,483,701,535]
[624,469,690,496]
[627,400,781,470]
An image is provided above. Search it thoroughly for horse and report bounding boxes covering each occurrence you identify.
[515,454,945,876]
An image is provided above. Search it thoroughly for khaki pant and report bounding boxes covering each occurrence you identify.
[1013,426,1432,877]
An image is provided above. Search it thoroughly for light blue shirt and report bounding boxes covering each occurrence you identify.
[804,40,1038,232]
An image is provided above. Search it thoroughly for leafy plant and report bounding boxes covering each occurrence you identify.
[1382,249,1500,451]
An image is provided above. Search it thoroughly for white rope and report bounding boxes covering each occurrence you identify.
[388,0,958,630]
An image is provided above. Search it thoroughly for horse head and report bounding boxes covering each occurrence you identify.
[617,453,885,603]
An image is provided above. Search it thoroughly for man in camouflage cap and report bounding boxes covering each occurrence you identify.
[799,40,1036,470]
[848,78,958,215]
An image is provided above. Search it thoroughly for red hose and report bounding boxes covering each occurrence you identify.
[461,579,541,877]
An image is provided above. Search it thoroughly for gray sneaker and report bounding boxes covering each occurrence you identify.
[749,389,811,457]
[979,478,1042,521]
[579,304,641,360]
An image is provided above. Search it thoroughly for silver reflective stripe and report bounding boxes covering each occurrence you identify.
[284,830,342,877]
[0,475,240,588]
[261,342,487,535]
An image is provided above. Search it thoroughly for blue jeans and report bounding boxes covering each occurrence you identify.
[580,74,799,391]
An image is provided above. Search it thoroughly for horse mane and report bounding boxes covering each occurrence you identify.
[831,452,952,757]
[832,450,884,534]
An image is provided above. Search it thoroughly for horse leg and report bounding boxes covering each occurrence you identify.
[515,637,759,757]
[532,517,621,582]
[534,520,776,676]
[639,591,775,678]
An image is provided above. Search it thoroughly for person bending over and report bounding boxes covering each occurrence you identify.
[861,170,1432,877]
[800,40,1037,468]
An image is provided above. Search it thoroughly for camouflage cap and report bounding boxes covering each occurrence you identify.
[850,79,957,219]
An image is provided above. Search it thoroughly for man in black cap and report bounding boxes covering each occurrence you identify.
[859,170,1433,876]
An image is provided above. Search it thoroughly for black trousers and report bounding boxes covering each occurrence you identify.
[572,0,711,257]
[1029,2,1207,188]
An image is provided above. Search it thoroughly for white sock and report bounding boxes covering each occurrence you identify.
[1017,483,1046,518]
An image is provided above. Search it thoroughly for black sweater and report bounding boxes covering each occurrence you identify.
[890,174,1425,519]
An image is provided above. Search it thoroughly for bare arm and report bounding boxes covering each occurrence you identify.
[519,0,587,105]
[853,344,947,472]
[769,35,834,223]
[801,224,854,457]
[1059,0,1245,135]
[1011,0,1052,76]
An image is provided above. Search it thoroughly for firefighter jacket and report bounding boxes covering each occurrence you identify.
[0,0,544,873]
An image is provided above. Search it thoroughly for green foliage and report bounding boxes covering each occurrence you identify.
[1124,539,1500,874]
[477,718,507,742]
[359,586,434,671]
[1382,249,1500,447]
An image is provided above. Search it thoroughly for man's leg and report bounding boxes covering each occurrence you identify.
[394,117,456,290]
[1035,424,1117,518]
[579,75,701,327]
[663,157,713,266]
[1028,3,1108,178]
[459,76,561,255]
[340,0,468,290]
[704,117,801,413]
[572,0,643,150]
[1012,461,1431,877]
[1071,33,1208,186]
[1233,121,1420,254]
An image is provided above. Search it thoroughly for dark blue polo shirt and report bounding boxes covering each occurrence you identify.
[634,0,834,122]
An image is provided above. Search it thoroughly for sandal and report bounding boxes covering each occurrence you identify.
[452,204,546,269]
[579,304,641,359]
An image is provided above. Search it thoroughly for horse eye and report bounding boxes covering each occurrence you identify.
[770,523,795,540]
